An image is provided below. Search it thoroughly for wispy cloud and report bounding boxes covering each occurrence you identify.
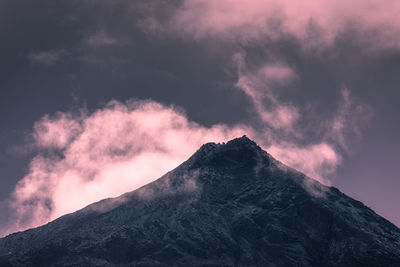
[86,31,119,47]
[232,51,342,184]
[234,52,299,131]
[328,88,374,153]
[156,0,400,50]
[29,49,68,66]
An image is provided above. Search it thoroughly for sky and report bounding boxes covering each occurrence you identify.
[0,0,399,236]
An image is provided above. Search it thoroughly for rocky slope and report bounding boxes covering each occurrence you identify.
[0,136,399,266]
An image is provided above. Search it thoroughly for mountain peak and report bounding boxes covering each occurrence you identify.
[185,135,268,172]
[1,136,400,266]
[225,135,258,147]
[199,135,259,151]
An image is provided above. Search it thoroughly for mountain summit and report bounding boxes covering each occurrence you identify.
[1,136,400,266]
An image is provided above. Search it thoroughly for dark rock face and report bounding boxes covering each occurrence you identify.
[1,136,400,266]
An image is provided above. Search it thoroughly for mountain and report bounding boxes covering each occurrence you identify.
[0,136,400,266]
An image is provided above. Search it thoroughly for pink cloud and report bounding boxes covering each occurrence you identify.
[260,64,297,85]
[148,0,400,50]
[1,95,364,237]
[33,112,82,150]
[2,100,249,236]
[234,52,299,130]
[232,53,341,184]
[268,142,340,185]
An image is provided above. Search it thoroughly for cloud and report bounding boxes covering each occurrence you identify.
[234,52,299,130]
[143,0,400,50]
[29,49,68,66]
[328,88,374,153]
[33,112,82,150]
[1,100,249,237]
[87,31,119,47]
[232,51,342,184]
[268,143,340,185]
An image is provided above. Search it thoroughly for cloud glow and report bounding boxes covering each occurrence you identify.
[165,0,400,49]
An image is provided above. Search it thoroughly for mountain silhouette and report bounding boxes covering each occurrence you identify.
[1,136,399,266]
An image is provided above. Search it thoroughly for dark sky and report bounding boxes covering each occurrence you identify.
[1,0,399,235]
